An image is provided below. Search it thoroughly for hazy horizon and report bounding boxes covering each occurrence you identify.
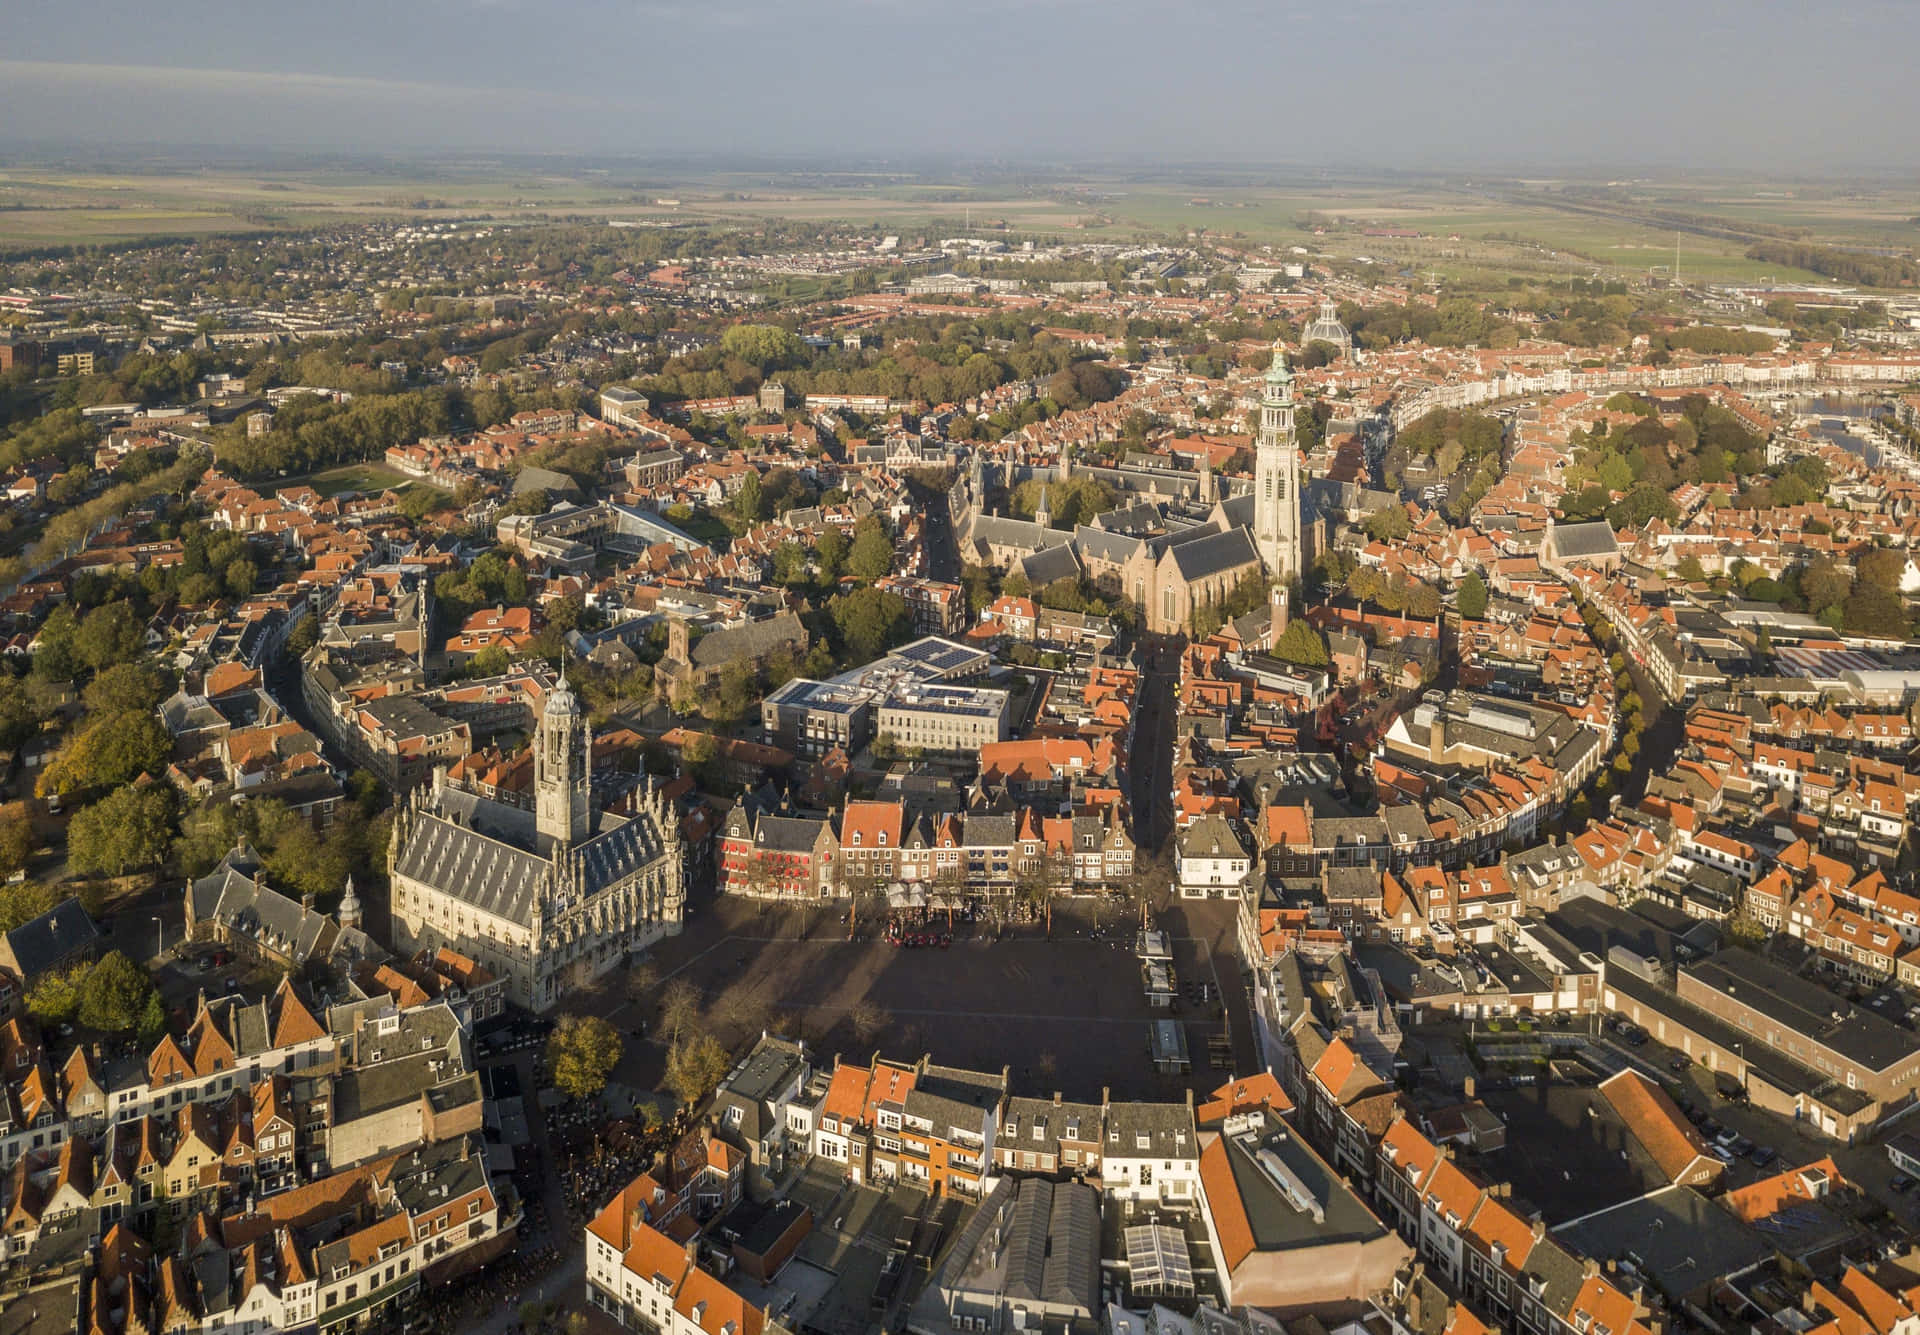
[5,0,1920,171]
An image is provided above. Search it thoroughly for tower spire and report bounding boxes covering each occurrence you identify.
[1253,340,1302,584]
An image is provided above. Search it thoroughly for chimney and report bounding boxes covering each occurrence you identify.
[1053,1092,1062,1108]
[1532,1216,1547,1240]
[1429,713,1447,764]
[1583,1257,1600,1279]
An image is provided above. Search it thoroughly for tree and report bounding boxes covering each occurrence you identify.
[1799,558,1851,617]
[72,602,144,673]
[664,1035,731,1107]
[1858,547,1907,593]
[1363,507,1411,543]
[173,802,243,879]
[1456,571,1488,621]
[735,470,765,523]
[828,587,912,663]
[262,814,352,901]
[137,991,167,1044]
[816,527,847,584]
[0,818,32,880]
[1843,582,1909,638]
[27,963,85,1026]
[547,1013,623,1101]
[38,711,171,796]
[658,979,702,1046]
[77,950,157,1035]
[848,517,894,581]
[1273,621,1328,668]
[224,558,259,600]
[67,785,175,876]
[83,661,172,716]
[719,324,803,370]
[847,1000,890,1046]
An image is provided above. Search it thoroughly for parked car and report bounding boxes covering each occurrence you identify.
[1891,1174,1915,1193]
[1669,1056,1691,1072]
[1748,1147,1778,1168]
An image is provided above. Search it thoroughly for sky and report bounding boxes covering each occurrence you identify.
[4,0,1920,171]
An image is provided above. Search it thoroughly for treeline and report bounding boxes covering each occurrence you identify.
[1745,241,1919,288]
[637,318,1097,408]
[1341,298,1517,351]
[214,388,456,479]
[1656,327,1777,356]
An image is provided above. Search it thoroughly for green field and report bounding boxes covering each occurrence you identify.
[290,462,414,497]
[1,161,1914,288]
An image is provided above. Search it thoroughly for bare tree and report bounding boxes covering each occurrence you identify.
[847,1000,890,1047]
[716,987,771,1041]
[658,979,703,1047]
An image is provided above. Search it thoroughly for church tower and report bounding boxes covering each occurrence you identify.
[1254,341,1303,583]
[535,682,592,847]
[1033,483,1051,529]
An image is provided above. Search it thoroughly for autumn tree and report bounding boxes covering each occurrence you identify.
[68,785,176,877]
[664,1035,731,1107]
[37,712,171,797]
[547,1013,623,1100]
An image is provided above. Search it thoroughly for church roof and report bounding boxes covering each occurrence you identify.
[1021,543,1083,587]
[1073,524,1146,566]
[687,611,806,668]
[970,514,1072,555]
[1167,527,1262,583]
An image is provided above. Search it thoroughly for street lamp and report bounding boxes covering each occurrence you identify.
[151,915,164,962]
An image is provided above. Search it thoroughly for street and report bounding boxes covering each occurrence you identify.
[1128,634,1181,857]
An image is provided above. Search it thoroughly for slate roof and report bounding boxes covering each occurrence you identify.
[1218,492,1257,528]
[200,860,338,963]
[970,514,1071,555]
[1020,543,1083,587]
[1167,526,1261,582]
[1548,519,1620,560]
[751,815,829,855]
[394,787,670,928]
[687,612,806,669]
[2,898,102,983]
[1106,1101,1197,1161]
[1001,1179,1100,1314]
